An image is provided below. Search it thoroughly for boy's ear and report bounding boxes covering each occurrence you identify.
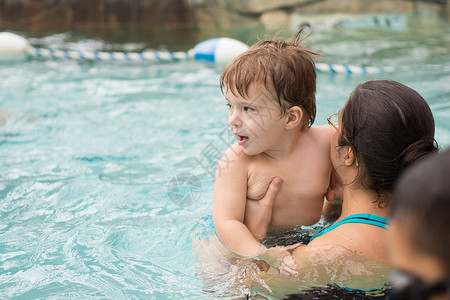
[285,106,303,130]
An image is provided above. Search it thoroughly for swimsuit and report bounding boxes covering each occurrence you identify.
[309,213,389,242]
[199,213,389,248]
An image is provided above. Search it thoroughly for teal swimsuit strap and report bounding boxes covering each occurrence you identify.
[336,213,389,228]
[310,213,389,241]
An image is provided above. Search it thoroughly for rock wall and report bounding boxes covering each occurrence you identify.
[0,0,448,39]
[0,0,194,32]
[193,0,449,31]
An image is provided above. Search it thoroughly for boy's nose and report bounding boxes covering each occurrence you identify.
[229,111,242,128]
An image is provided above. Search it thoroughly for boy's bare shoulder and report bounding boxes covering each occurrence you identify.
[222,143,247,160]
[309,125,333,146]
[218,143,255,171]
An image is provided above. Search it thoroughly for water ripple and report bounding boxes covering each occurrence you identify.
[0,27,448,298]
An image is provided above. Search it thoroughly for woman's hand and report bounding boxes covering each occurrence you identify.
[244,177,282,240]
[243,177,304,276]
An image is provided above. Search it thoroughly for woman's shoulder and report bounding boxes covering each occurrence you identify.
[291,243,390,292]
[305,222,390,264]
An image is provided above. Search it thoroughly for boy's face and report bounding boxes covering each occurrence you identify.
[225,83,285,156]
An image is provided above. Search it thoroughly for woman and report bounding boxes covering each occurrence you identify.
[249,80,438,297]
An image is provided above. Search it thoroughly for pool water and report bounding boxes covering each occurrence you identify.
[0,25,449,299]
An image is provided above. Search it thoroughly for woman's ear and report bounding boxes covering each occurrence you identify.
[285,106,303,130]
[344,146,356,166]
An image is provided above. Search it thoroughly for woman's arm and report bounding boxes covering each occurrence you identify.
[244,175,299,274]
[244,177,282,240]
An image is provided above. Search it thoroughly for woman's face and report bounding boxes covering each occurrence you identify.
[329,101,350,177]
[330,121,341,170]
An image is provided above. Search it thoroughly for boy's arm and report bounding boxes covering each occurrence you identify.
[213,146,266,257]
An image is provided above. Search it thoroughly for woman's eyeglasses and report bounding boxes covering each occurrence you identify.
[327,112,359,167]
[390,269,450,300]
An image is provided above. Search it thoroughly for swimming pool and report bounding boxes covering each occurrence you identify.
[0,25,449,299]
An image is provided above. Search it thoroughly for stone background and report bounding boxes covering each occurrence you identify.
[0,0,448,43]
[195,0,449,31]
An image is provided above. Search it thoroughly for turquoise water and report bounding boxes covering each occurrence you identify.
[0,27,449,299]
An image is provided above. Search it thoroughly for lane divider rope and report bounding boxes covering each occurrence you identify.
[27,46,194,62]
[26,46,446,75]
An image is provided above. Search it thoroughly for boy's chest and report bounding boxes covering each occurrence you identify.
[246,155,329,202]
[246,156,330,226]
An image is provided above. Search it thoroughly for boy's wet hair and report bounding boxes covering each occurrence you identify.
[392,149,450,274]
[340,80,438,208]
[220,29,319,127]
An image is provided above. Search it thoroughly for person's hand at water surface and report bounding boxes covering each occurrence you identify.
[256,243,301,276]
[245,177,283,240]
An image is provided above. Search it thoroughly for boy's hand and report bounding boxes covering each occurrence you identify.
[245,177,282,239]
[256,243,301,276]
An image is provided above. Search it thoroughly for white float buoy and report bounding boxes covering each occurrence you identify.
[193,37,249,64]
[0,33,249,65]
[27,36,249,65]
[0,32,31,62]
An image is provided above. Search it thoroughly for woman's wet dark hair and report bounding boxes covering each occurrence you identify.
[392,149,450,274]
[340,80,438,207]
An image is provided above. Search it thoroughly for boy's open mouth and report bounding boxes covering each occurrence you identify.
[237,135,249,146]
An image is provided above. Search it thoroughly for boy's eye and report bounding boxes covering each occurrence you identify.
[244,106,255,112]
[226,103,232,109]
